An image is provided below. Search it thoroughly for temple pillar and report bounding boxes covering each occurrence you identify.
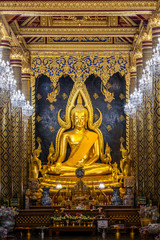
[150,12,160,201]
[10,46,24,201]
[0,19,12,201]
[135,46,144,196]
[142,30,154,200]
[21,51,31,192]
[129,52,138,195]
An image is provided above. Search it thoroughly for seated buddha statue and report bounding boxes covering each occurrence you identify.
[47,93,112,176]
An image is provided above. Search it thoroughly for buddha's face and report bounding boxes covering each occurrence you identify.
[74,111,86,129]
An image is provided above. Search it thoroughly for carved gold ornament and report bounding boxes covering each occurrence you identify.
[22,51,31,74]
[36,115,42,122]
[120,137,125,143]
[107,104,112,110]
[37,93,42,100]
[46,82,60,103]
[119,93,125,100]
[0,23,11,42]
[62,93,68,100]
[49,104,55,111]
[49,126,55,132]
[101,82,115,103]
[10,46,23,60]
[141,28,152,41]
[120,115,125,122]
[149,11,160,27]
[93,93,99,100]
[106,125,112,132]
[0,1,156,12]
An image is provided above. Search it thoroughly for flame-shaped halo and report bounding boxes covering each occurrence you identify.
[58,109,67,128]
[93,108,102,128]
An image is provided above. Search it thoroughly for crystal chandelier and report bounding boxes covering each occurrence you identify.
[124,100,136,116]
[139,63,152,94]
[0,56,34,117]
[22,101,34,117]
[10,90,26,110]
[124,37,160,118]
[124,88,143,117]
[0,58,17,97]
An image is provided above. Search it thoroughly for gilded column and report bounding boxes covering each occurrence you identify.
[150,12,160,201]
[10,46,23,200]
[142,30,154,200]
[129,52,138,195]
[135,46,144,196]
[10,46,22,90]
[0,19,12,201]
[22,51,31,192]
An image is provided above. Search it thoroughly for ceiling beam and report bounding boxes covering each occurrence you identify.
[20,26,137,37]
[20,16,38,27]
[28,43,132,55]
[0,1,156,16]
[121,16,137,27]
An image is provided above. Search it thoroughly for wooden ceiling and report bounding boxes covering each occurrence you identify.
[0,0,157,53]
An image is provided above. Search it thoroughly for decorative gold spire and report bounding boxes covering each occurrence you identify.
[77,92,83,105]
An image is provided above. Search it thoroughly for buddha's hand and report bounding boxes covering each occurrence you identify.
[55,162,62,174]
[76,158,85,168]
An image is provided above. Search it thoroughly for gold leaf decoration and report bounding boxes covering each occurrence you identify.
[94,114,98,121]
[63,115,66,121]
[46,82,60,103]
[119,93,125,100]
[120,137,125,143]
[107,103,112,110]
[49,126,55,132]
[36,115,42,122]
[37,93,42,100]
[62,93,68,100]
[50,82,53,88]
[101,82,115,103]
[93,93,99,100]
[106,125,112,132]
[49,104,55,111]
[120,115,125,122]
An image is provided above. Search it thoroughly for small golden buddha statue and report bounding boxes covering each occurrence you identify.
[47,93,112,176]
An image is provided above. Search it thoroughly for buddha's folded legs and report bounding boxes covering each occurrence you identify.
[48,163,112,176]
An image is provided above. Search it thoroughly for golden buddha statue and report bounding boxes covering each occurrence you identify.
[46,92,112,176]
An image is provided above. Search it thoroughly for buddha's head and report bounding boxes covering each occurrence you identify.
[71,93,88,129]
